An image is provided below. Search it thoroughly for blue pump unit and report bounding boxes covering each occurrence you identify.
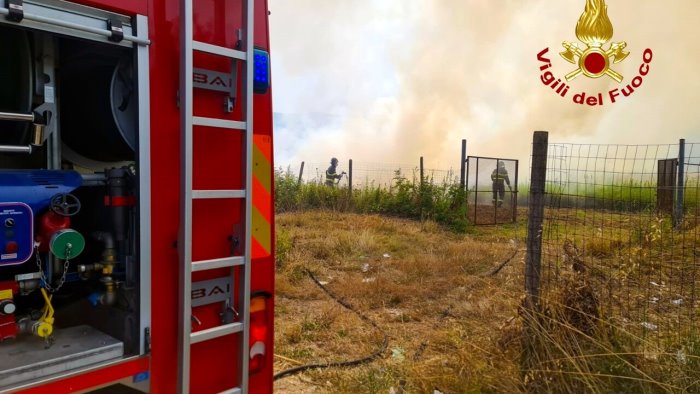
[0,170,82,213]
[0,170,82,266]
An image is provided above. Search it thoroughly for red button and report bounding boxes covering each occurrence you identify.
[4,242,18,254]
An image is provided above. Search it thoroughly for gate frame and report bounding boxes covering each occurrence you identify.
[465,155,519,225]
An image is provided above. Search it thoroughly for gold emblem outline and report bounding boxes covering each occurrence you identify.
[559,0,629,83]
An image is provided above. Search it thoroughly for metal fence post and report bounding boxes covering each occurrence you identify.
[298,161,305,184]
[513,160,519,223]
[494,159,500,224]
[525,131,548,308]
[348,159,353,197]
[460,139,467,190]
[474,158,479,223]
[675,139,686,228]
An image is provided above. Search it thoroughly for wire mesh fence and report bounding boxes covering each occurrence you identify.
[275,158,470,231]
[527,136,700,351]
[282,160,459,189]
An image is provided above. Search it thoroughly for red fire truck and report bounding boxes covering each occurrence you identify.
[0,0,275,392]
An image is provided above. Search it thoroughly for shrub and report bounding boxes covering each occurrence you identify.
[274,168,469,232]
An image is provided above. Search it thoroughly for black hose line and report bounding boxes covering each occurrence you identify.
[484,247,520,277]
[274,244,517,381]
[273,269,389,381]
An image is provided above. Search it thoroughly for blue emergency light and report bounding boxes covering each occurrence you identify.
[254,48,270,94]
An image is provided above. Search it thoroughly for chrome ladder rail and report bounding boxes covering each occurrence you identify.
[178,0,254,392]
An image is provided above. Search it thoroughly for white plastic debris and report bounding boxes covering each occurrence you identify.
[672,298,684,306]
[362,263,370,273]
[362,277,376,283]
[383,253,391,258]
[650,297,659,304]
[641,322,658,331]
[677,349,687,364]
[434,390,444,394]
[318,281,329,286]
[650,281,660,287]
[391,347,405,362]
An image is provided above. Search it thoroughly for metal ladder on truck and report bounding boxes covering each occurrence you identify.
[177,0,254,392]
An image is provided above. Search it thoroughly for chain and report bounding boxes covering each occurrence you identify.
[35,244,72,293]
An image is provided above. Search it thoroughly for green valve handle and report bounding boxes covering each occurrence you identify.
[49,229,85,259]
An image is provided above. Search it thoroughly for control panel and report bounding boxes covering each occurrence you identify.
[0,203,33,266]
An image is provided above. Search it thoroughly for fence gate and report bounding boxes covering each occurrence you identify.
[465,156,519,225]
[657,158,677,213]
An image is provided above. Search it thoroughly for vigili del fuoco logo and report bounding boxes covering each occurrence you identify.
[537,0,653,106]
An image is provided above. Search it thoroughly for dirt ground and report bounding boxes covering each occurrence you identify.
[273,211,526,393]
[467,204,518,225]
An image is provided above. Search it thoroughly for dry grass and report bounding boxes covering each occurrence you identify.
[274,209,700,393]
[527,208,700,394]
[274,211,524,393]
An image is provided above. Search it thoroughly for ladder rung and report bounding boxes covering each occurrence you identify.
[192,256,245,272]
[193,189,246,199]
[219,389,242,394]
[193,40,247,61]
[191,322,244,344]
[193,116,246,130]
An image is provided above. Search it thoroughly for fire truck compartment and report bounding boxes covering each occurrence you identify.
[0,325,123,389]
[0,0,150,390]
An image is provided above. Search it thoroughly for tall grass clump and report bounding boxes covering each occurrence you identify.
[275,168,469,232]
[520,271,700,393]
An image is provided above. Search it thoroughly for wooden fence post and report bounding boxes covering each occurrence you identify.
[298,161,305,184]
[675,139,686,228]
[420,156,424,187]
[525,131,548,308]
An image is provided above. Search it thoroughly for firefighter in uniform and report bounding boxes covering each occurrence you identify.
[325,157,345,187]
[491,161,511,207]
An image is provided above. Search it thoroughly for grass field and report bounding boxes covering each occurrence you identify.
[273,210,525,393]
[273,208,700,393]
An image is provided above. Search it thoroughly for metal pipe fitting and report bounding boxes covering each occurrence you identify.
[0,111,35,122]
[0,145,32,154]
[92,231,116,251]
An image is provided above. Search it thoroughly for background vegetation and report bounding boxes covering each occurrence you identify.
[275,167,469,232]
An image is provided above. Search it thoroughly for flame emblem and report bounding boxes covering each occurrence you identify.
[560,0,629,82]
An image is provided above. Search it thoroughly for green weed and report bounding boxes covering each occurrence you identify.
[275,168,470,232]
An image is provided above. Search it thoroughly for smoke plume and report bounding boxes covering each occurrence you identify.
[270,0,700,170]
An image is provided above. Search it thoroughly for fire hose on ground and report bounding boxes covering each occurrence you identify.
[274,244,520,381]
[273,268,389,381]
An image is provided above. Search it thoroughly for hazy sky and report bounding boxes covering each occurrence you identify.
[269,0,700,170]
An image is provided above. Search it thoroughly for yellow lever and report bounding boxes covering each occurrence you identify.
[34,288,55,339]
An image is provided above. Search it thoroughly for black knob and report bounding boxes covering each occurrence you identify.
[4,218,15,228]
[0,300,15,315]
